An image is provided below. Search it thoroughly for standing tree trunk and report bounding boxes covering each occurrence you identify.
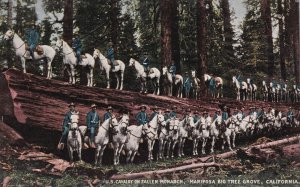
[278,0,287,80]
[160,0,173,68]
[62,0,73,46]
[110,0,119,58]
[171,0,181,73]
[6,0,13,69]
[290,0,300,82]
[220,0,234,68]
[261,0,275,77]
[196,0,206,94]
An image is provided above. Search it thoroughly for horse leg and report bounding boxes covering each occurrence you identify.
[130,151,137,163]
[192,138,196,156]
[211,136,215,153]
[166,141,171,159]
[157,79,160,95]
[158,139,163,159]
[71,66,76,84]
[126,150,132,163]
[95,145,101,165]
[115,73,119,89]
[177,139,182,157]
[106,70,110,89]
[20,57,26,73]
[46,58,51,79]
[232,132,236,148]
[113,143,118,166]
[68,147,73,162]
[202,138,206,155]
[181,138,185,156]
[226,134,232,151]
[98,144,107,166]
[117,144,124,165]
[120,71,124,90]
[171,140,177,158]
[147,139,152,161]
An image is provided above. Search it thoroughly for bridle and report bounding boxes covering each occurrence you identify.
[5,31,26,50]
[57,40,74,56]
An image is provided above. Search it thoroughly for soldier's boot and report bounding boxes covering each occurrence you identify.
[29,49,35,61]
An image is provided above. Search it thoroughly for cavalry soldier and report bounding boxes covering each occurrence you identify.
[135,105,148,125]
[257,107,265,119]
[184,108,192,118]
[287,107,294,124]
[86,104,100,148]
[164,108,171,122]
[239,107,246,120]
[170,105,177,119]
[209,74,216,94]
[72,31,82,64]
[213,109,221,121]
[233,108,239,115]
[25,22,40,61]
[193,111,201,123]
[142,52,150,74]
[222,106,229,125]
[236,75,243,87]
[107,42,115,70]
[183,72,191,98]
[249,107,255,115]
[104,106,113,121]
[169,60,176,82]
[57,102,77,150]
[203,110,211,124]
[149,105,158,121]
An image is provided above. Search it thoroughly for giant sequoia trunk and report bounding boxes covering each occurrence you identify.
[110,0,119,57]
[261,0,275,77]
[62,0,73,46]
[171,0,181,73]
[196,0,206,94]
[290,0,300,83]
[278,0,287,80]
[160,0,173,68]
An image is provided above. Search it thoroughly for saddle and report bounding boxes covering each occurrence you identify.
[36,45,44,55]
[107,59,119,66]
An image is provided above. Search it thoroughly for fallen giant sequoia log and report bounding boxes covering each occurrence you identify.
[110,135,300,179]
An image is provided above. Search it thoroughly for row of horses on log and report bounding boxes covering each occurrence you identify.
[4,30,300,102]
[66,108,300,166]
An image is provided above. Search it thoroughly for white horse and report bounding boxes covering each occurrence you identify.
[112,114,129,165]
[55,39,95,86]
[174,75,183,98]
[232,76,247,101]
[239,114,256,135]
[143,113,165,161]
[269,82,276,102]
[125,125,143,163]
[191,70,201,99]
[273,111,282,131]
[262,81,269,101]
[67,112,82,162]
[162,66,173,96]
[209,116,221,153]
[178,115,194,157]
[94,116,118,166]
[246,78,257,101]
[191,118,202,156]
[165,118,179,158]
[158,114,168,159]
[204,74,223,98]
[221,117,237,151]
[4,29,56,79]
[129,58,160,95]
[93,49,125,90]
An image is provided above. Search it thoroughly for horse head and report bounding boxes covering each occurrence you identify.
[4,29,14,40]
[54,39,64,52]
[157,113,166,127]
[93,48,100,59]
[110,115,119,134]
[191,70,196,78]
[129,58,135,67]
[204,74,210,82]
[162,66,168,75]
[119,114,129,135]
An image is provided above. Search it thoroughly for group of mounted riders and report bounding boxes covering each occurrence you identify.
[57,100,297,153]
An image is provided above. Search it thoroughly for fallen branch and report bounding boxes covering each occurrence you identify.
[0,121,26,146]
[110,162,225,180]
[111,135,300,180]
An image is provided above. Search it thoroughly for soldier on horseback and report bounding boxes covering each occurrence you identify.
[221,106,229,125]
[107,42,115,71]
[287,107,294,124]
[86,104,100,148]
[104,106,113,121]
[72,31,82,64]
[142,53,150,75]
[149,106,158,121]
[213,109,221,122]
[57,102,77,150]
[170,105,177,119]
[136,105,148,126]
[164,108,171,122]
[183,72,191,98]
[193,111,200,123]
[169,60,176,83]
[25,22,40,61]
[239,107,246,119]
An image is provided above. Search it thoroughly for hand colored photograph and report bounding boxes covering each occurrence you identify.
[0,0,300,186]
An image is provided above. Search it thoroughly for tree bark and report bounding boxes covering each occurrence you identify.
[278,0,287,80]
[196,0,206,93]
[160,0,173,68]
[261,0,275,77]
[171,0,181,73]
[62,0,73,46]
[110,0,119,58]
[290,0,300,83]
[7,0,13,28]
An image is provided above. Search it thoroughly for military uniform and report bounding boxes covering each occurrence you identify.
[287,108,294,123]
[136,105,148,125]
[164,109,171,121]
[25,24,40,60]
[149,106,158,121]
[213,110,220,121]
[103,106,113,121]
[72,34,82,63]
[183,72,191,98]
[236,75,243,87]
[170,106,177,119]
[193,112,201,123]
[142,55,150,73]
[107,42,115,70]
[57,103,76,150]
[169,63,176,78]
[222,107,229,124]
[86,104,100,148]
